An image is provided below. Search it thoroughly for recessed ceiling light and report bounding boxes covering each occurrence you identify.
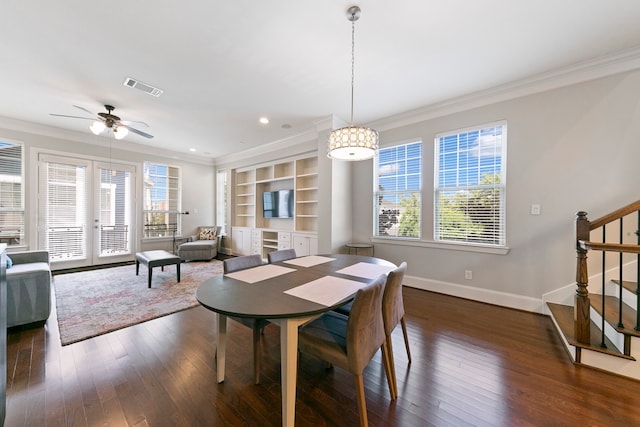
[259,117,269,124]
[189,148,196,152]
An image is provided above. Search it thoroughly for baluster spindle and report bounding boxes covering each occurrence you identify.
[619,218,624,328]
[600,224,607,348]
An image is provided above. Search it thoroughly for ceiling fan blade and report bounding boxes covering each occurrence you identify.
[49,113,95,120]
[120,120,150,128]
[72,105,95,116]
[122,124,154,139]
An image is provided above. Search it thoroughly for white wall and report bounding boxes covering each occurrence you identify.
[350,70,640,311]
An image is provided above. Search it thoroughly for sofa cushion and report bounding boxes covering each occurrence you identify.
[180,240,216,250]
[7,261,50,277]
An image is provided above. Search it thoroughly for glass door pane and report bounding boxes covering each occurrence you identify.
[95,162,133,261]
[39,155,90,262]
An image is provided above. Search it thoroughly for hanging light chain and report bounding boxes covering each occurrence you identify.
[350,13,356,126]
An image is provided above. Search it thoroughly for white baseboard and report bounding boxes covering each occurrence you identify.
[404,275,544,314]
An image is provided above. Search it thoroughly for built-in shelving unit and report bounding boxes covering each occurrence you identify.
[295,157,318,232]
[231,154,318,258]
[234,169,255,227]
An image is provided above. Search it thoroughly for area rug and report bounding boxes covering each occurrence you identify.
[53,260,223,345]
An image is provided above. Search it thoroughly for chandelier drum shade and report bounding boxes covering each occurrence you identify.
[327,5,379,161]
[328,125,379,160]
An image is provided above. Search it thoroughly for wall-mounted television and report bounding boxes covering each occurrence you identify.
[263,190,294,218]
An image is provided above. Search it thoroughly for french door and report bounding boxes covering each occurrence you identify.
[38,153,136,268]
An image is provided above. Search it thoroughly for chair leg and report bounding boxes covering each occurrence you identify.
[400,316,412,364]
[253,326,261,384]
[354,374,368,427]
[381,341,396,400]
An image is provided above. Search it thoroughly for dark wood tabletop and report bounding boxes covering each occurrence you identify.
[196,254,396,320]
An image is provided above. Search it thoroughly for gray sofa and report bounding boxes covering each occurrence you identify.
[178,226,221,261]
[6,250,51,328]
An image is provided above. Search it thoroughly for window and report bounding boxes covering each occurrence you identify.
[374,141,422,238]
[216,169,228,235]
[143,161,181,238]
[0,140,24,246]
[435,122,506,246]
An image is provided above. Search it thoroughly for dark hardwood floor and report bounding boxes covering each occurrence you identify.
[6,285,640,426]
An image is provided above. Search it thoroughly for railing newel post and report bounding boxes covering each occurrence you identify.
[575,211,591,344]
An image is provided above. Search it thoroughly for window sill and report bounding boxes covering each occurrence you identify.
[370,236,509,255]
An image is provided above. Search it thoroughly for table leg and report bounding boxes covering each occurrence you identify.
[280,319,297,427]
[216,313,227,383]
[277,316,317,427]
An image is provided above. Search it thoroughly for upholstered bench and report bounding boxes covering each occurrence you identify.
[135,250,181,288]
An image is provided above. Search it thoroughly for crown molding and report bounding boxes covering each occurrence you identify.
[369,46,640,132]
[213,124,324,167]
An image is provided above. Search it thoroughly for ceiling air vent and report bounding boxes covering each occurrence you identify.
[123,77,163,97]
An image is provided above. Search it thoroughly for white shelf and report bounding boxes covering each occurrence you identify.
[296,187,318,192]
[296,200,317,204]
[256,176,294,184]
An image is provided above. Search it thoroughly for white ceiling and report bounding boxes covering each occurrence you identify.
[2,1,640,161]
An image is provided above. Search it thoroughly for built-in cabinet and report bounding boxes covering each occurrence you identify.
[292,232,318,257]
[231,154,318,259]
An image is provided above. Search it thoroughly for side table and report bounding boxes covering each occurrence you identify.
[345,242,374,256]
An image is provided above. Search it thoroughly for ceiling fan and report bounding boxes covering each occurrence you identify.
[50,104,153,139]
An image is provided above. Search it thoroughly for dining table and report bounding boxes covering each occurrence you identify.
[196,253,396,427]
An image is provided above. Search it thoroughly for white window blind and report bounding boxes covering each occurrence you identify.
[374,141,422,238]
[44,161,88,260]
[435,122,506,246]
[0,141,24,246]
[143,161,181,238]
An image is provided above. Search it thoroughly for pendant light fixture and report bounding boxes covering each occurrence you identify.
[327,5,379,161]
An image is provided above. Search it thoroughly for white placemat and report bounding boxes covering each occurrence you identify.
[335,262,394,279]
[225,264,296,284]
[284,276,367,306]
[283,255,335,268]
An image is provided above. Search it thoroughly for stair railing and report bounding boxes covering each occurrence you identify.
[575,200,640,346]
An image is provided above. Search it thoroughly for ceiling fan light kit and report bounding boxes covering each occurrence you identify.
[327,5,379,161]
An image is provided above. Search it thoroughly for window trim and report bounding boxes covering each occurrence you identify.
[142,161,182,239]
[433,120,507,247]
[373,140,423,239]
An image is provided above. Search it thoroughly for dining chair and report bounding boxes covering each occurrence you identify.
[334,262,411,399]
[267,248,297,263]
[223,254,270,384]
[298,274,395,427]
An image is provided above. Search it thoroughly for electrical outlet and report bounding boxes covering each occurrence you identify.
[465,270,473,280]
[531,204,541,215]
